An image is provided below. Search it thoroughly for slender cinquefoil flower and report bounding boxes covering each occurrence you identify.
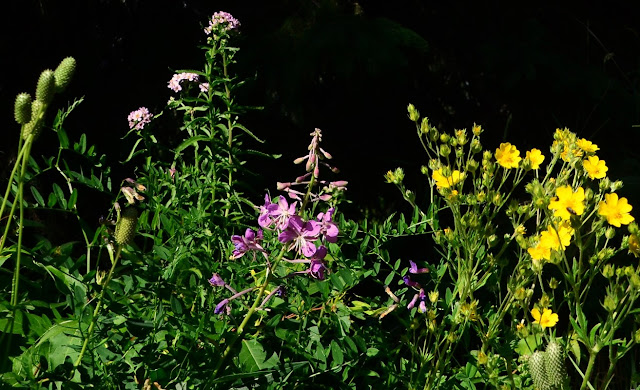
[598,193,634,227]
[525,148,545,170]
[583,156,608,179]
[495,142,521,169]
[548,185,585,220]
[531,308,559,329]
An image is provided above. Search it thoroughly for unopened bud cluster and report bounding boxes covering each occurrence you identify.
[14,57,76,141]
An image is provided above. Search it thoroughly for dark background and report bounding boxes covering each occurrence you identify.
[1,0,639,217]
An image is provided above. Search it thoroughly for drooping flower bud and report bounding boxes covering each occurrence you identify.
[54,57,76,93]
[407,103,420,122]
[14,93,32,125]
[35,69,56,105]
[115,207,139,246]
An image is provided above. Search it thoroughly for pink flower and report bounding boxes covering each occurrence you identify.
[127,107,152,130]
[204,11,240,35]
[168,72,200,92]
[199,83,209,93]
[278,216,321,257]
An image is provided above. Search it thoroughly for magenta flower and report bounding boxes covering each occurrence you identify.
[284,246,329,280]
[407,289,427,313]
[231,228,264,259]
[403,275,420,288]
[409,260,429,274]
[278,216,321,257]
[127,107,153,130]
[258,194,277,228]
[168,72,200,92]
[214,298,229,314]
[317,208,339,243]
[271,196,297,231]
[204,11,240,35]
[208,273,226,287]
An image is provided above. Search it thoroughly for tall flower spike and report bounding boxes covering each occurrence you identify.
[36,69,56,105]
[14,93,32,125]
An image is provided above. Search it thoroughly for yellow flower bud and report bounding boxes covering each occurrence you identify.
[407,103,420,122]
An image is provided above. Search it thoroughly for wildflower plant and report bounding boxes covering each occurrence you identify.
[377,104,640,389]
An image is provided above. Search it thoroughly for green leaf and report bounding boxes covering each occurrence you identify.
[30,186,45,206]
[52,183,67,209]
[238,339,279,372]
[174,135,210,154]
[330,340,344,367]
[121,137,145,163]
[68,188,78,209]
[57,126,70,148]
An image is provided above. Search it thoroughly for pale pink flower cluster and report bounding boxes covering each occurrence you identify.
[199,83,209,93]
[204,11,240,35]
[127,107,152,130]
[168,72,199,92]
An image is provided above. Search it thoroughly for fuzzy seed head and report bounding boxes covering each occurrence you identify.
[545,341,567,387]
[35,69,56,105]
[115,207,139,246]
[14,93,32,124]
[528,351,550,390]
[22,100,45,141]
[54,57,76,92]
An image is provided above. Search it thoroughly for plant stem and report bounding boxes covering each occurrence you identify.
[579,349,598,390]
[72,245,122,373]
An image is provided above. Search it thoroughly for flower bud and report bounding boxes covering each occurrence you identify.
[611,180,623,191]
[35,69,56,105]
[115,207,139,246]
[605,227,616,240]
[54,56,76,93]
[428,291,439,303]
[420,117,430,134]
[439,133,450,144]
[599,177,611,191]
[548,278,559,289]
[407,104,420,122]
[14,93,32,125]
[584,188,594,203]
[429,128,439,142]
[470,138,482,154]
[629,222,639,235]
[472,123,483,136]
[439,144,451,157]
[603,294,617,312]
[601,264,615,278]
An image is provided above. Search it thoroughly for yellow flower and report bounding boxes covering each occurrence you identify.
[629,234,640,258]
[539,222,573,251]
[531,308,559,329]
[432,168,463,189]
[598,193,635,227]
[525,148,545,170]
[528,242,551,261]
[583,156,608,179]
[472,123,483,136]
[576,138,599,154]
[548,185,585,220]
[495,142,521,169]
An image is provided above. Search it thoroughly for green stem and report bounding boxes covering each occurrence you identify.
[209,247,286,383]
[579,349,598,390]
[72,245,123,373]
[222,50,234,219]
